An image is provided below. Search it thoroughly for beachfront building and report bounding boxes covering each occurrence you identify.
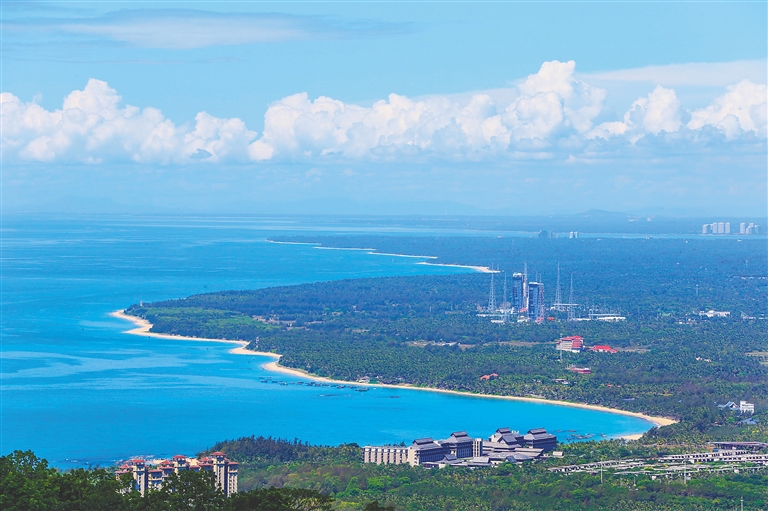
[363,428,556,467]
[482,428,525,455]
[117,452,238,496]
[363,446,410,465]
[524,428,558,451]
[408,438,452,466]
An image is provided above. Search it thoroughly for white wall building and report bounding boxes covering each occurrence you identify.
[740,401,755,414]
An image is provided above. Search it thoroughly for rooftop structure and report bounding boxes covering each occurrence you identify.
[590,345,617,353]
[699,310,730,318]
[524,428,558,452]
[588,312,626,322]
[710,442,768,451]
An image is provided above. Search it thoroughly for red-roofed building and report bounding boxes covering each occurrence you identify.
[590,345,618,353]
[556,336,583,353]
[480,373,499,381]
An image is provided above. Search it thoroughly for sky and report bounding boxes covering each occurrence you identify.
[2,1,767,216]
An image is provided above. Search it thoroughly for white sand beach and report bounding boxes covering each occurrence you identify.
[112,309,677,433]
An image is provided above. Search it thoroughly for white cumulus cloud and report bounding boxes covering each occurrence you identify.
[249,60,607,160]
[2,61,765,166]
[1,79,256,163]
[687,79,767,139]
[589,85,682,141]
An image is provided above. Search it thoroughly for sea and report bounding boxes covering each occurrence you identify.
[1,215,654,469]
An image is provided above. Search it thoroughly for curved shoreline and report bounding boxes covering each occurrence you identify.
[111,310,677,433]
[267,238,495,273]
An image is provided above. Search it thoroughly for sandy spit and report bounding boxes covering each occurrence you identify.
[417,261,496,273]
[266,238,496,273]
[109,310,278,358]
[112,310,677,433]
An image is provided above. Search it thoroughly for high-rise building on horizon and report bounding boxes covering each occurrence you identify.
[528,282,545,323]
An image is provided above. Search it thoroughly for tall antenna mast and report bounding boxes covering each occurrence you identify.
[488,266,496,312]
[568,273,575,322]
[523,262,528,309]
[555,263,562,309]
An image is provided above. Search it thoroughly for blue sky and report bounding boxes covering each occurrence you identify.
[2,1,767,216]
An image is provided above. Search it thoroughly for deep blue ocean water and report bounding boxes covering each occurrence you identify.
[1,216,654,468]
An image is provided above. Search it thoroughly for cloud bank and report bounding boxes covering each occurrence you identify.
[1,79,256,163]
[2,60,766,165]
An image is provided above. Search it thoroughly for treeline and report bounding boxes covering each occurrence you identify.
[0,450,336,511]
[5,446,767,511]
[201,437,360,467]
[238,460,768,511]
[170,437,768,510]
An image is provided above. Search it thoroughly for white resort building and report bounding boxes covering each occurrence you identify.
[116,451,238,496]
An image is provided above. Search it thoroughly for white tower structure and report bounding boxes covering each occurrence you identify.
[523,262,529,307]
[487,268,496,312]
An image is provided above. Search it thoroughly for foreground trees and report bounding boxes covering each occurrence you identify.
[0,451,332,511]
[4,448,766,511]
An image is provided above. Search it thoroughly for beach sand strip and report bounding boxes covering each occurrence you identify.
[111,310,677,434]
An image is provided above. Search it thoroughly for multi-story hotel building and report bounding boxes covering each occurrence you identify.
[363,428,556,467]
[117,452,237,496]
[363,445,409,465]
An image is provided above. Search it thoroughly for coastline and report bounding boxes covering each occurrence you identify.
[109,310,280,359]
[266,238,494,273]
[417,261,496,273]
[259,360,676,429]
[113,310,676,434]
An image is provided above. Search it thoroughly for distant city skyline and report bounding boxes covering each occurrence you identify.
[2,2,766,216]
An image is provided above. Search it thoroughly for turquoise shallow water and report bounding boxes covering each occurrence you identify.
[1,216,654,468]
